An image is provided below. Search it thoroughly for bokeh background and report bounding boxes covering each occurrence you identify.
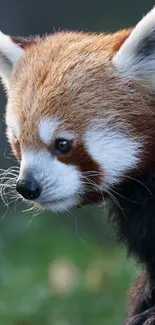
[0,1,153,324]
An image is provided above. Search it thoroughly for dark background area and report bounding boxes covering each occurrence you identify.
[0,1,153,324]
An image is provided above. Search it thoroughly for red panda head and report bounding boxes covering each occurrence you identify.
[1,8,155,212]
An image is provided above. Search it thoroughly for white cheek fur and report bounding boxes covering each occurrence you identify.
[85,127,142,186]
[17,124,142,210]
[19,149,83,211]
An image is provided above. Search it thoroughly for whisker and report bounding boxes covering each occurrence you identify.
[123,175,152,196]
[109,187,138,204]
[104,188,127,220]
[22,204,35,213]
[65,208,87,243]
[25,214,38,227]
[80,173,127,219]
[0,166,19,216]
[13,197,23,211]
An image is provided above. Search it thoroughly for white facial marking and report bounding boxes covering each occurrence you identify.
[39,118,60,145]
[19,149,83,212]
[56,131,76,141]
[85,127,142,186]
[6,114,20,141]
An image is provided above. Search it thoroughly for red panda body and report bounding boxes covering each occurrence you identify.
[1,8,155,325]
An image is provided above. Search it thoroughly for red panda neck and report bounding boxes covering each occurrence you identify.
[111,175,155,272]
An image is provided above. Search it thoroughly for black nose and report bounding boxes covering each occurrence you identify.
[16,178,41,200]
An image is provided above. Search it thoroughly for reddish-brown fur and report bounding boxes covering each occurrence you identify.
[8,29,155,178]
[6,26,155,325]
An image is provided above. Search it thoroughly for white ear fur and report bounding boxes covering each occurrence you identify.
[0,31,24,89]
[113,7,155,92]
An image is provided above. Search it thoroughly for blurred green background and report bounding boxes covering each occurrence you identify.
[0,205,138,325]
[0,0,152,324]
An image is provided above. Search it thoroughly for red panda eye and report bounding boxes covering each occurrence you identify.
[54,138,71,155]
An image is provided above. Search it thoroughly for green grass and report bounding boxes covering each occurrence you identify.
[0,210,139,325]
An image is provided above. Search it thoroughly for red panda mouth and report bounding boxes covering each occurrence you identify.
[38,196,75,206]
[38,191,107,209]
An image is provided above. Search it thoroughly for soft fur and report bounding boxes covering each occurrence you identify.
[1,7,155,325]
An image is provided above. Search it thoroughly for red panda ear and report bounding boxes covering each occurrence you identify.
[10,35,39,49]
[113,7,155,93]
[0,32,39,90]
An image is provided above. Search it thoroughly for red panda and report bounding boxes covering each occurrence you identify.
[1,7,155,325]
